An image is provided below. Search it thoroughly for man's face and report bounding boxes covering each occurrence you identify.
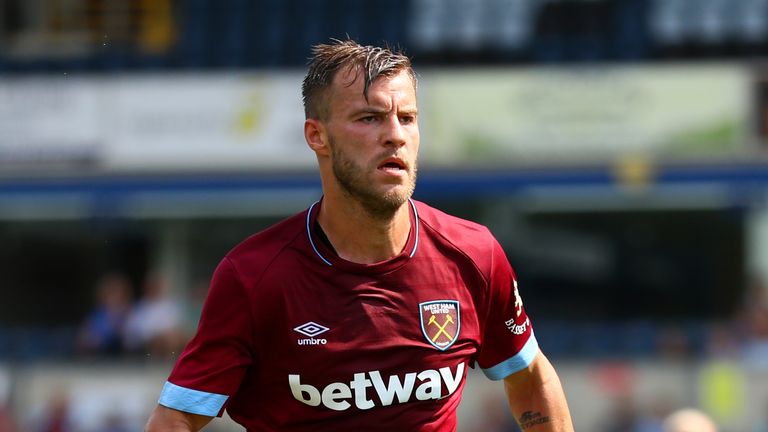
[323,68,419,217]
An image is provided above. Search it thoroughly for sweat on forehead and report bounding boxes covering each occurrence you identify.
[301,39,416,120]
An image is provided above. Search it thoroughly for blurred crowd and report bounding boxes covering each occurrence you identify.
[593,277,768,432]
[0,271,207,432]
[1,273,767,431]
[76,271,204,360]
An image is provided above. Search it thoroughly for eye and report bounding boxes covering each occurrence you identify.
[359,115,377,124]
[400,115,416,124]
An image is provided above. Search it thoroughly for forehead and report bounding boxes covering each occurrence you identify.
[328,66,416,110]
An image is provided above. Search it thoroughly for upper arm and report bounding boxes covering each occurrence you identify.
[160,258,255,415]
[477,238,539,379]
[145,404,213,432]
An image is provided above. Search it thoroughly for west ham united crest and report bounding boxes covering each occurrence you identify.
[419,300,460,351]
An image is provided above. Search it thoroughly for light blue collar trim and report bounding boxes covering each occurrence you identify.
[408,198,420,258]
[306,201,333,266]
[306,199,420,265]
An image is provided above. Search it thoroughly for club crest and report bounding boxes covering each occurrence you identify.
[419,300,460,351]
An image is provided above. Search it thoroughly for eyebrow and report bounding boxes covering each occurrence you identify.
[351,106,418,116]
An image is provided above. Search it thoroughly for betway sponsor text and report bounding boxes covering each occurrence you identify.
[289,362,465,411]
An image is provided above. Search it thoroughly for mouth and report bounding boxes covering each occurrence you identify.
[377,157,407,173]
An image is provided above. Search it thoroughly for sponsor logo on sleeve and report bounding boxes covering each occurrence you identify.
[513,279,523,317]
[505,316,530,335]
[504,280,530,335]
[419,300,460,351]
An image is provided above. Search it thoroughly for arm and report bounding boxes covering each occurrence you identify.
[503,351,573,431]
[145,404,213,432]
[145,259,253,431]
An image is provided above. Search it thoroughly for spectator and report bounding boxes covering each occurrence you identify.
[0,405,15,432]
[94,412,130,432]
[123,272,185,358]
[33,388,72,432]
[462,392,519,431]
[656,325,692,360]
[601,396,643,432]
[734,275,768,369]
[706,323,741,360]
[741,306,768,369]
[0,367,16,432]
[635,398,670,432]
[662,408,718,432]
[77,273,132,356]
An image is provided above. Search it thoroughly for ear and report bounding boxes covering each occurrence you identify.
[304,118,330,157]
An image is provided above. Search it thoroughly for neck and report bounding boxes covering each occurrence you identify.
[317,194,411,264]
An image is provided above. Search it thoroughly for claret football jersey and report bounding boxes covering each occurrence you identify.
[159,199,538,431]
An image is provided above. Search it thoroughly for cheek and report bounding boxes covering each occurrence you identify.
[408,128,420,151]
[338,127,374,149]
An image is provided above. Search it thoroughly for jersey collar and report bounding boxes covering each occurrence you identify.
[305,198,420,274]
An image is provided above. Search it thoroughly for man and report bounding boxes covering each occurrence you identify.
[662,408,718,432]
[145,39,573,431]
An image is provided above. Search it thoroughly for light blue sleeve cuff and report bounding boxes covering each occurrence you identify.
[158,381,229,417]
[481,332,540,381]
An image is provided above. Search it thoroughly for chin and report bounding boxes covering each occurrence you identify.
[357,187,412,219]
[381,184,413,203]
[382,192,414,211]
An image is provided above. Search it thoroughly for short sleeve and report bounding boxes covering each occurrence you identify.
[158,257,255,416]
[476,238,539,381]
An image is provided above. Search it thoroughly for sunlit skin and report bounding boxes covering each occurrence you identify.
[304,67,419,264]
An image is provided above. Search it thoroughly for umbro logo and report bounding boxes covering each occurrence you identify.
[294,322,329,337]
[294,321,329,345]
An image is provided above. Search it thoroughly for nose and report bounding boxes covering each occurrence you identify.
[382,114,406,148]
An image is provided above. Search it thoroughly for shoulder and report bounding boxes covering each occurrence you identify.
[414,200,497,264]
[223,209,308,281]
[198,210,309,330]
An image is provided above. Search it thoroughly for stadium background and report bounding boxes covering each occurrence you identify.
[1,0,768,430]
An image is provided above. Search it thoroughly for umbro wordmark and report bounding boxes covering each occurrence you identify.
[289,362,465,411]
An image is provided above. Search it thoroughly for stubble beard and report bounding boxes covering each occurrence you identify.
[330,139,417,220]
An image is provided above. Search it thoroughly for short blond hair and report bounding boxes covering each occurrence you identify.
[301,39,416,120]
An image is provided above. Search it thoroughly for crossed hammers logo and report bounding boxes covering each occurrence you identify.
[428,314,454,342]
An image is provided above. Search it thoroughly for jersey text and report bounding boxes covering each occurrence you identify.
[288,362,465,411]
